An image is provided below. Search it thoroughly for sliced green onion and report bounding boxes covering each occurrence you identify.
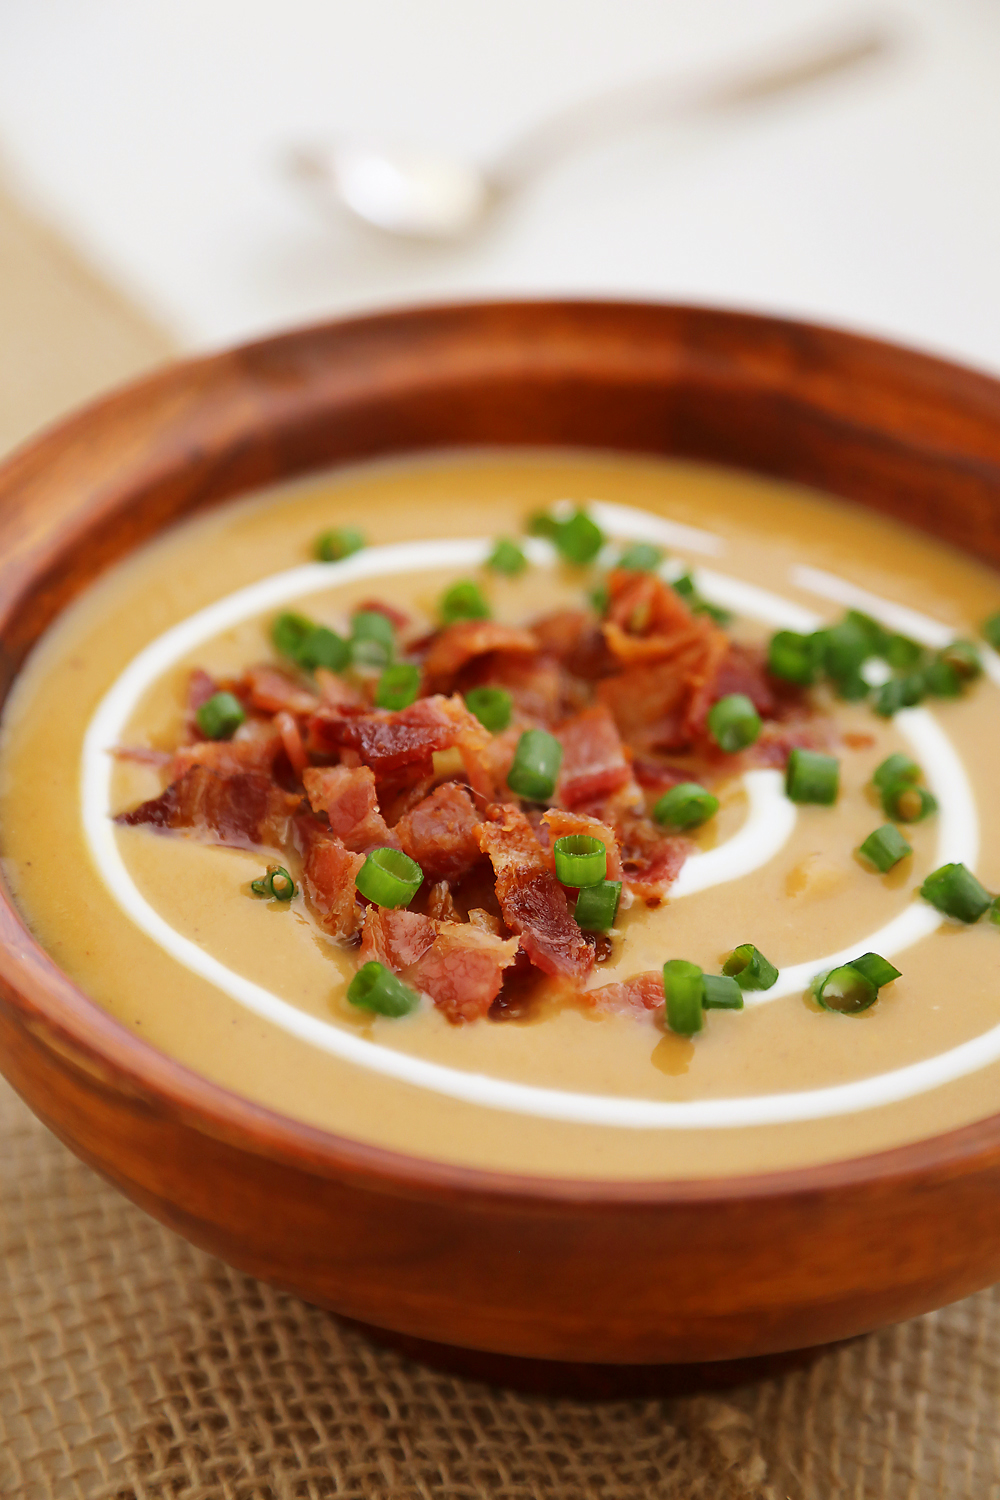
[874,673,925,716]
[939,639,982,681]
[299,624,350,672]
[881,782,937,822]
[722,943,778,991]
[350,609,395,669]
[673,571,731,625]
[990,897,1000,926]
[768,629,824,685]
[874,753,920,791]
[616,542,664,572]
[845,610,892,657]
[834,670,871,703]
[886,634,923,671]
[553,834,607,888]
[785,747,839,805]
[662,959,704,1035]
[702,974,744,1010]
[440,579,490,624]
[920,862,992,923]
[574,880,622,932]
[486,537,528,575]
[922,656,961,698]
[506,729,563,801]
[315,526,365,562]
[195,691,246,740]
[554,509,604,565]
[981,612,1000,651]
[272,611,314,660]
[857,823,912,872]
[812,964,877,1015]
[849,951,901,989]
[355,847,423,908]
[822,617,870,680]
[652,781,719,830]
[707,694,761,753]
[526,510,560,539]
[375,663,421,710]
[347,961,420,1018]
[465,685,512,733]
[250,864,295,901]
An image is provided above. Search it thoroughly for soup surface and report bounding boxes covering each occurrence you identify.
[3,450,1000,1179]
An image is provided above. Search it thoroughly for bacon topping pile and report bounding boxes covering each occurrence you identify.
[116,564,813,1024]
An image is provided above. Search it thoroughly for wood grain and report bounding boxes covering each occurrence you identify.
[2,301,1000,1370]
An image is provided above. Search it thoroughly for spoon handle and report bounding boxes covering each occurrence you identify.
[489,23,896,191]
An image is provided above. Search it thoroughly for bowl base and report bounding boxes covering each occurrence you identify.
[343,1319,838,1399]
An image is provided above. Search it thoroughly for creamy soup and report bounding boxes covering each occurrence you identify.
[3,451,1000,1180]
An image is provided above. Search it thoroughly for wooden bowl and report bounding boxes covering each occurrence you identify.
[3,300,1000,1384]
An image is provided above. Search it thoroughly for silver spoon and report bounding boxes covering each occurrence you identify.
[287,22,895,241]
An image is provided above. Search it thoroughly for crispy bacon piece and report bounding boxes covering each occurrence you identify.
[542,808,624,882]
[303,765,396,852]
[309,693,489,776]
[275,711,308,778]
[587,971,665,1014]
[187,668,218,714]
[631,758,693,793]
[421,620,538,695]
[243,665,319,717]
[302,837,364,937]
[111,745,174,767]
[314,668,365,710]
[173,718,281,778]
[396,782,483,882]
[597,624,729,753]
[475,806,593,981]
[707,644,777,719]
[116,766,299,850]
[616,814,691,903]
[426,880,459,922]
[359,906,518,1022]
[554,705,637,809]
[606,567,694,640]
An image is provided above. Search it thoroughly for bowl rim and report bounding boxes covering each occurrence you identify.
[5,294,1000,1210]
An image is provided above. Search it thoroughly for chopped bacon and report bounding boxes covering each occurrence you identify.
[308,693,489,778]
[276,711,308,778]
[529,610,591,661]
[421,620,538,695]
[554,705,637,809]
[396,782,483,881]
[426,880,459,922]
[542,808,624,882]
[243,665,319,717]
[303,765,396,852]
[111,745,173,767]
[314,668,365,710]
[116,766,299,850]
[475,806,593,981]
[173,718,281,779]
[187,668,217,715]
[474,653,571,725]
[360,906,518,1022]
[616,813,691,903]
[631,758,693,793]
[596,622,729,753]
[606,567,694,640]
[468,907,504,936]
[707,643,777,720]
[303,837,364,937]
[587,971,665,1015]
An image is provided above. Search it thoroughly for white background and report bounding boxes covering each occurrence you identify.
[1,0,999,367]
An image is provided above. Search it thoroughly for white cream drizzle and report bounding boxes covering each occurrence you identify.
[77,507,998,1128]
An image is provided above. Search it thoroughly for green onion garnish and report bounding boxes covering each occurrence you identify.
[272,611,314,659]
[616,542,664,572]
[722,943,778,991]
[673,571,731,625]
[919,862,992,923]
[857,823,912,872]
[922,656,961,698]
[464,685,512,733]
[981,612,1000,651]
[812,964,878,1015]
[553,834,607,888]
[849,951,902,989]
[767,630,824,685]
[785,747,839,805]
[574,880,622,931]
[250,865,295,901]
[299,625,351,672]
[486,537,528,575]
[553,509,604,565]
[881,782,937,822]
[350,609,395,669]
[707,694,761,753]
[939,639,982,681]
[990,898,1000,926]
[874,673,925,717]
[662,959,704,1035]
[886,634,923,671]
[440,579,490,624]
[355,847,424,908]
[845,610,892,657]
[873,753,920,791]
[375,663,421,710]
[195,691,246,740]
[702,974,744,1010]
[652,782,719,830]
[822,617,870,681]
[526,510,560,539]
[347,960,420,1017]
[506,729,563,802]
[315,526,365,562]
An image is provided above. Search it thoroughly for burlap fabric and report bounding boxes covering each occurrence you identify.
[1,176,999,1499]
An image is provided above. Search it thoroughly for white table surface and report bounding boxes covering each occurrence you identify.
[1,0,999,370]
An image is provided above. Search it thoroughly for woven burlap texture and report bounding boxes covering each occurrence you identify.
[1,1078,998,1500]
